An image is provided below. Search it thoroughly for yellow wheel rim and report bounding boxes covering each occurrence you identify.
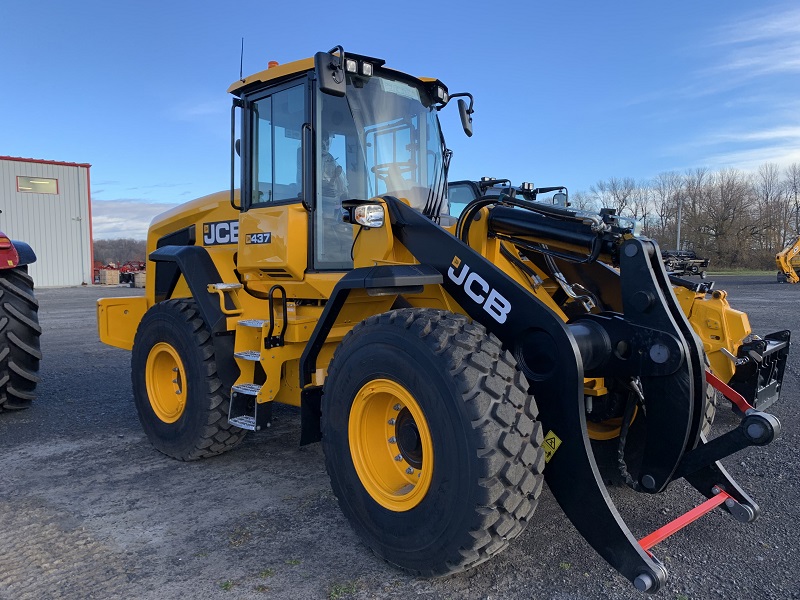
[349,379,434,512]
[587,406,638,441]
[145,342,187,423]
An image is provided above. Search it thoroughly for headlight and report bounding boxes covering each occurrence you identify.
[345,58,358,73]
[354,204,385,228]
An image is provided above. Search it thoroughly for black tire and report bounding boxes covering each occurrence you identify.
[322,308,544,576]
[131,299,246,460]
[0,266,41,412]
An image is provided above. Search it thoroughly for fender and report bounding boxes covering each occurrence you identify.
[148,244,239,388]
[10,240,36,266]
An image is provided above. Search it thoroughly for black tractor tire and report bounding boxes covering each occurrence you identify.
[322,308,545,576]
[131,299,246,460]
[0,266,41,412]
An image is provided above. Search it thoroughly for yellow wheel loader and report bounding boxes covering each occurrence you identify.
[97,47,790,593]
[776,234,800,283]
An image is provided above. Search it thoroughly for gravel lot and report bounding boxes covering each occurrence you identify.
[1,276,798,600]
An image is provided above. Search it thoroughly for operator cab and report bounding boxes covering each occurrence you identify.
[230,49,465,280]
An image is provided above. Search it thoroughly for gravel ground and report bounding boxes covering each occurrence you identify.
[0,276,797,600]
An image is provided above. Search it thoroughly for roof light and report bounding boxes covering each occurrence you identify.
[354,204,385,228]
[361,62,373,77]
[345,58,358,74]
[434,85,448,104]
[520,182,535,191]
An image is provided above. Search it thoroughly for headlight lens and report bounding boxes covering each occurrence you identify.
[354,204,385,228]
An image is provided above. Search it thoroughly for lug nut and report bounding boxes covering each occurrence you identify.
[389,436,397,444]
[394,454,403,462]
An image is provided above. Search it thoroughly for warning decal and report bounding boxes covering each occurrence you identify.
[542,430,562,463]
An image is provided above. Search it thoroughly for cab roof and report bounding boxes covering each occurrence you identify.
[227,54,439,96]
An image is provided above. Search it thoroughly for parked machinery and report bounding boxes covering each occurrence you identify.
[776,234,800,283]
[0,231,41,412]
[97,47,790,593]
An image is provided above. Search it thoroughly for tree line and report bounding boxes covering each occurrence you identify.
[92,161,800,271]
[568,162,800,270]
[93,238,147,266]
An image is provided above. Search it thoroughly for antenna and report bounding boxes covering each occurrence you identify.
[239,37,245,82]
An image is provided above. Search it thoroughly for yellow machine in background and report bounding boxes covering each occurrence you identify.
[776,234,800,283]
[97,47,790,594]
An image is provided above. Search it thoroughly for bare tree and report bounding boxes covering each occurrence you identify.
[590,177,637,216]
[681,168,711,253]
[94,239,147,266]
[650,171,682,242]
[569,190,597,212]
[700,169,757,268]
[784,162,800,236]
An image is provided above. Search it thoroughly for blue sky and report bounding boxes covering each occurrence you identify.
[2,1,798,239]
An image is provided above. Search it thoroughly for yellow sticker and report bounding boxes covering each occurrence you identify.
[451,256,461,268]
[543,430,562,463]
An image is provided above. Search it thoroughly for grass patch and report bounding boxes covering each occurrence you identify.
[705,269,775,276]
[259,568,275,578]
[329,580,359,599]
[228,526,252,548]
[286,558,301,566]
[219,580,236,591]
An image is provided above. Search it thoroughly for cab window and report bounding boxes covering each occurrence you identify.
[250,84,305,206]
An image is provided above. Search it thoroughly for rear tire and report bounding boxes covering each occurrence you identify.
[322,308,544,575]
[131,299,246,460]
[0,266,41,412]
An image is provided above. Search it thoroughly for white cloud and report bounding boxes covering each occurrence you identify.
[678,4,800,174]
[91,199,178,240]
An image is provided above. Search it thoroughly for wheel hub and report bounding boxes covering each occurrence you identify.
[348,379,433,512]
[395,408,422,469]
[145,342,187,423]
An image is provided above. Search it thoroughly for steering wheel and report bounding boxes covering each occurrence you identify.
[371,161,415,181]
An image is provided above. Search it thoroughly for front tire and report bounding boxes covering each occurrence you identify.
[0,266,41,412]
[131,299,246,460]
[322,308,544,576]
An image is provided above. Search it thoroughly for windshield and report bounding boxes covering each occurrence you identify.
[314,72,449,268]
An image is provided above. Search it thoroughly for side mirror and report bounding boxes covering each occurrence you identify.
[458,98,473,137]
[553,191,568,207]
[315,48,346,97]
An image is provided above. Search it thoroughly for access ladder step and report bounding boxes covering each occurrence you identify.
[239,319,267,328]
[229,415,258,431]
[211,282,243,291]
[232,383,262,395]
[228,384,272,432]
[234,350,261,361]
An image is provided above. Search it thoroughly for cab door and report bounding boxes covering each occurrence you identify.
[238,81,309,281]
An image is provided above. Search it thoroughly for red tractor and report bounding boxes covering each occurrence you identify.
[0,231,41,412]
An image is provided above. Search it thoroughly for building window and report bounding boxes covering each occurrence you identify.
[17,176,58,194]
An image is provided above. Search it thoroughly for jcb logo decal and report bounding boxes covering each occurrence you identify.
[203,220,239,246]
[447,256,512,324]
